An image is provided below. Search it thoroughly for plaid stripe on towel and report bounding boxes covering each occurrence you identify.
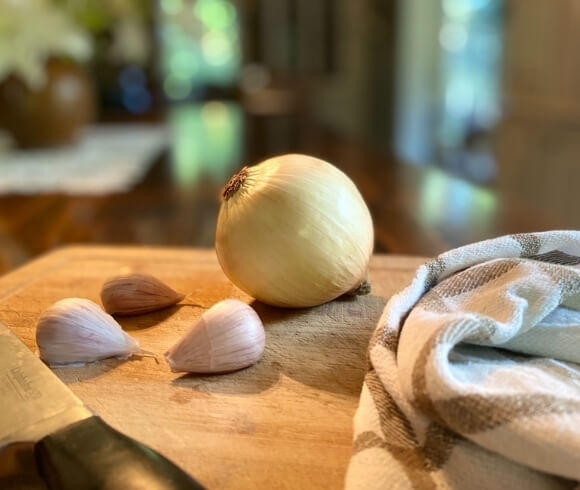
[347,231,580,489]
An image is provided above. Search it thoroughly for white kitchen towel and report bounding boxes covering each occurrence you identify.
[347,231,580,489]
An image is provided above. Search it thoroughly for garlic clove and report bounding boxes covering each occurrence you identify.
[165,299,265,374]
[36,298,142,366]
[101,273,185,316]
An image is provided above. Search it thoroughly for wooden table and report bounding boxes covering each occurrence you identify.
[0,120,566,277]
[0,246,426,489]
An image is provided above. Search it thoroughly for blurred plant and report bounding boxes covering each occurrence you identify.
[159,0,241,101]
[57,0,151,67]
[0,0,92,89]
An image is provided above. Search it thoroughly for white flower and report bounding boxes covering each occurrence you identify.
[0,0,92,89]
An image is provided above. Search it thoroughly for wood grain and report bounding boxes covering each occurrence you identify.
[0,246,426,489]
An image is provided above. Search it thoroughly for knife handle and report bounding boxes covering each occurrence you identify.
[34,416,204,490]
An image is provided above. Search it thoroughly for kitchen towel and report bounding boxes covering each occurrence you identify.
[347,231,580,489]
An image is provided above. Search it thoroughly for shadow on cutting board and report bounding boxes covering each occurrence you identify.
[52,358,129,384]
[116,305,187,331]
[253,294,386,397]
[171,294,386,398]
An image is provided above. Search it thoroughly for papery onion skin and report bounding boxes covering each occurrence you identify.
[215,154,374,308]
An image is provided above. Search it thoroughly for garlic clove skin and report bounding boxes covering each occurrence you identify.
[101,273,185,316]
[36,298,141,366]
[165,299,265,374]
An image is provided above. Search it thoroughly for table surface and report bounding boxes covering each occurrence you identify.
[0,122,570,277]
[0,245,426,489]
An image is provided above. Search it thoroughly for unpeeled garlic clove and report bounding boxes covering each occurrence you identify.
[165,299,265,374]
[36,298,142,366]
[101,273,185,316]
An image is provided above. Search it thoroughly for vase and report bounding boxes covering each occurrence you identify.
[0,58,95,149]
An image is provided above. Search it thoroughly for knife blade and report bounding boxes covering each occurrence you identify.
[0,321,204,490]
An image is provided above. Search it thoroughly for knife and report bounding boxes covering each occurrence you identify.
[0,321,204,490]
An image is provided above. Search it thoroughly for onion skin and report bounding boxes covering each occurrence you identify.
[215,154,374,308]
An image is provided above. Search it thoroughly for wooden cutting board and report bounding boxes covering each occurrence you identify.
[0,246,426,489]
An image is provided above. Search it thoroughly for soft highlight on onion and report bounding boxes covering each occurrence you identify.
[215,154,374,308]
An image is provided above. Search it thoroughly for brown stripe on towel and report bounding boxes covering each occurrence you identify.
[366,369,418,448]
[422,423,462,470]
[418,290,451,314]
[353,430,385,453]
[365,370,463,468]
[410,328,449,425]
[368,322,387,351]
[425,258,446,290]
[511,233,542,256]
[379,327,400,353]
[411,320,496,419]
[536,262,580,299]
[410,318,580,435]
[529,250,580,266]
[434,394,580,434]
[353,423,460,482]
[433,259,520,299]
[353,430,440,489]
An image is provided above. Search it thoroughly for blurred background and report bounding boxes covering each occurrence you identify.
[0,0,577,273]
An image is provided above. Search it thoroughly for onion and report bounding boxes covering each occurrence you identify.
[215,154,374,308]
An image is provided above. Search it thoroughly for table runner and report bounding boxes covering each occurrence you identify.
[0,125,166,195]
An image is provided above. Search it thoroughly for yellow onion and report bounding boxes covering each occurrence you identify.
[215,154,374,308]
